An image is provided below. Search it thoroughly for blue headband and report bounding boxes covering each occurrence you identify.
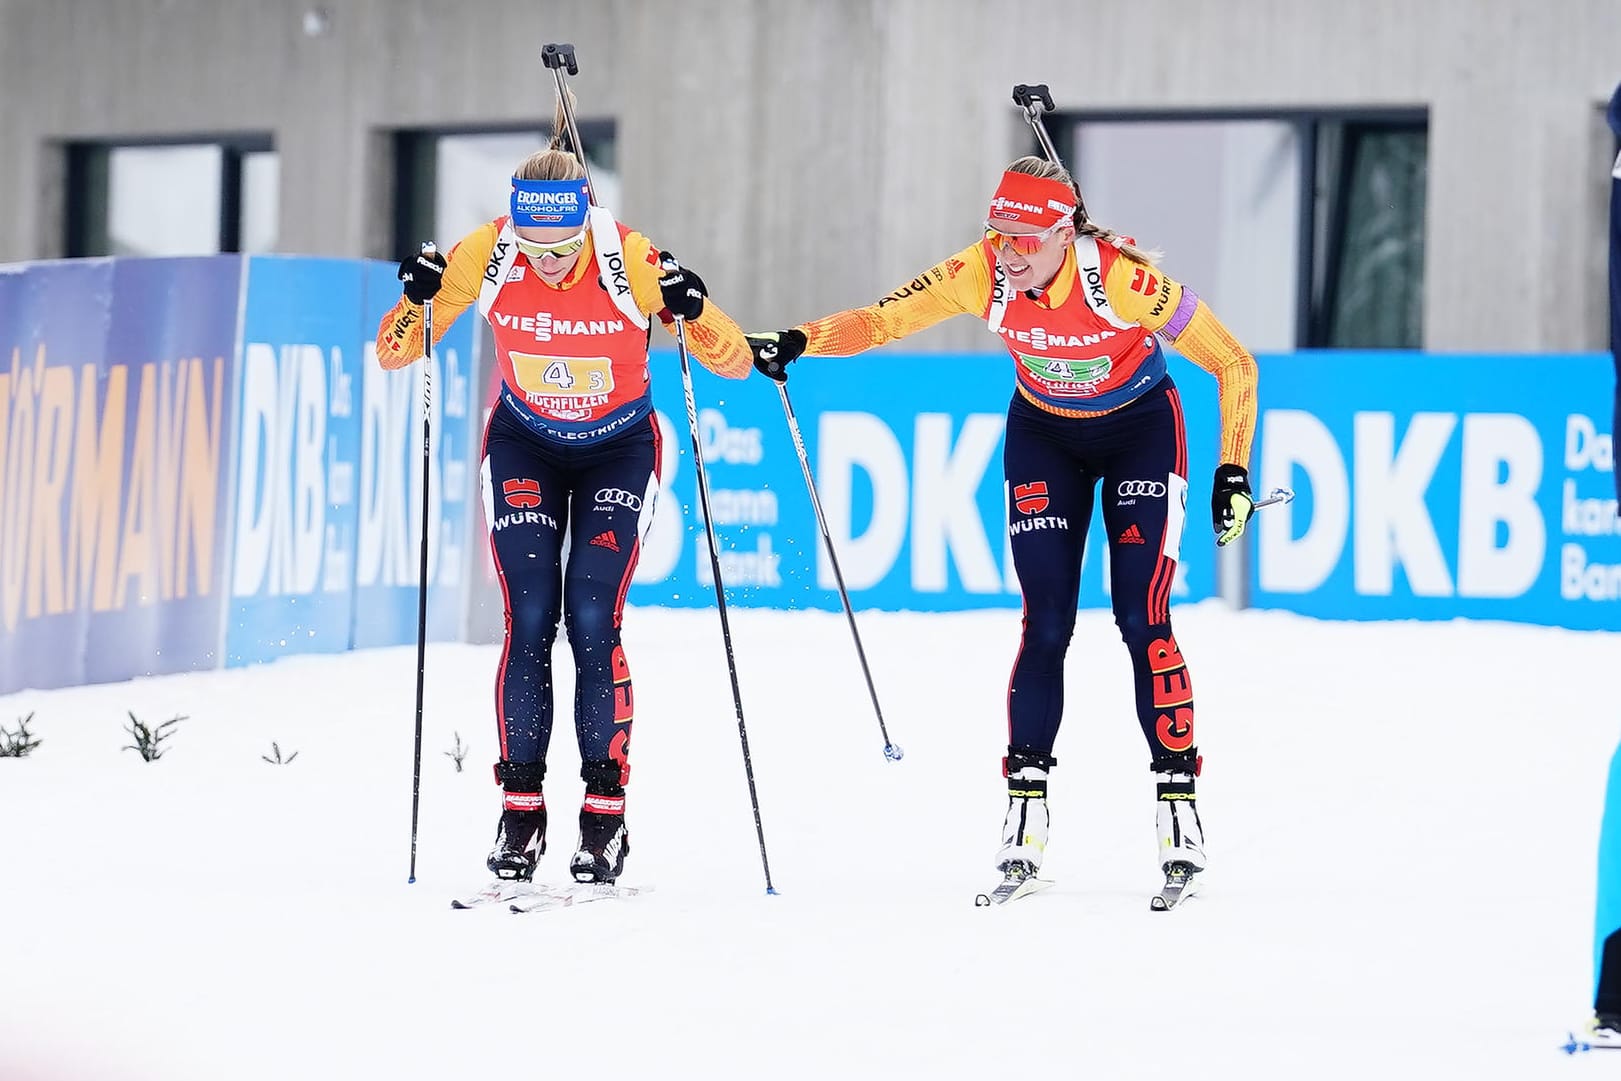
[510,177,590,228]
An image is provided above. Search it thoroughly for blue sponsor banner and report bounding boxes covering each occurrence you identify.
[1250,351,1619,629]
[226,258,367,665]
[0,257,240,693]
[0,261,110,692]
[350,261,479,648]
[627,348,1222,612]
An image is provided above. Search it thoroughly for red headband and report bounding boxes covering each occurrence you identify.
[986,171,1078,230]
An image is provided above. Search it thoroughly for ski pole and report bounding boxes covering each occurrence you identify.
[773,381,902,762]
[408,241,436,885]
[541,43,595,196]
[665,257,778,896]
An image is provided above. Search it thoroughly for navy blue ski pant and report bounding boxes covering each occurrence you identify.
[1003,378,1198,766]
[480,400,660,787]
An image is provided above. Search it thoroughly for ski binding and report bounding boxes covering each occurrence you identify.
[975,863,1054,907]
[1150,861,1199,911]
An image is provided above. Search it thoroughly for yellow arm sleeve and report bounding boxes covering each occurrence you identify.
[1103,257,1258,468]
[624,232,752,380]
[374,223,494,370]
[796,243,991,356]
[1174,302,1258,468]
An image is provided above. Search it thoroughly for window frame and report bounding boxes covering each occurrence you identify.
[389,119,617,261]
[1048,106,1429,349]
[63,133,276,257]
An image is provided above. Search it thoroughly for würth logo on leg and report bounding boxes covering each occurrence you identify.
[1013,481,1049,515]
[590,531,620,553]
[503,478,542,508]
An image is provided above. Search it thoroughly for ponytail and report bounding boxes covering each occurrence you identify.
[1004,155,1160,266]
[514,85,586,182]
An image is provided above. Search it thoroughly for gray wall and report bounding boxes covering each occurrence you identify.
[1,0,1617,352]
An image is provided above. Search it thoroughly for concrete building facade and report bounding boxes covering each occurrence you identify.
[1,0,1616,352]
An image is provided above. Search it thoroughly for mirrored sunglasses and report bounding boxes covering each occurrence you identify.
[515,228,588,260]
[983,218,1069,256]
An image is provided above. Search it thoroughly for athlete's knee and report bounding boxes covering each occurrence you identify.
[507,591,560,645]
[563,579,617,652]
[1113,603,1154,646]
[1019,608,1076,668]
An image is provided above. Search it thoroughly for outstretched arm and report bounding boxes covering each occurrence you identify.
[795,243,992,356]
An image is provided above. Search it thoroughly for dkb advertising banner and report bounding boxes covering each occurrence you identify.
[226,257,480,665]
[226,258,368,666]
[1251,351,1618,628]
[348,260,480,648]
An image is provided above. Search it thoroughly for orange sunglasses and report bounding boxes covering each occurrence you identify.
[984,218,1070,255]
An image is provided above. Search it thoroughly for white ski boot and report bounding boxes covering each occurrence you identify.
[1151,758,1205,910]
[994,749,1056,875]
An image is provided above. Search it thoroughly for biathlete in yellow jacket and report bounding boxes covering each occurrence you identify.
[747,156,1259,890]
[376,92,750,888]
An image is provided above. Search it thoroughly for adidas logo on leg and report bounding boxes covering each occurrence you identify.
[590,530,620,553]
[1118,523,1145,544]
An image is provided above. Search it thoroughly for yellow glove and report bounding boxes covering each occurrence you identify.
[1212,464,1254,547]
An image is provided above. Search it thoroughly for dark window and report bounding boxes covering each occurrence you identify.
[1062,111,1428,349]
[65,136,277,257]
[391,122,618,259]
[1309,122,1428,348]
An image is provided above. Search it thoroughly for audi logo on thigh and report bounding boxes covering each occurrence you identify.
[1117,480,1167,498]
[595,487,643,512]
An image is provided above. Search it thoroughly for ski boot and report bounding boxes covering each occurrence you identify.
[1151,754,1205,910]
[1587,1014,1621,1048]
[570,759,630,884]
[993,747,1056,877]
[487,761,547,882]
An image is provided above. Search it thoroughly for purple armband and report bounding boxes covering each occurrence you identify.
[1162,287,1199,340]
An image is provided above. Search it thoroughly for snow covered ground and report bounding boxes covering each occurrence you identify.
[2,602,1617,1079]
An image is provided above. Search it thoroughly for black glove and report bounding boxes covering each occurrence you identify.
[656,254,707,320]
[746,329,807,383]
[398,249,447,305]
[1211,464,1255,547]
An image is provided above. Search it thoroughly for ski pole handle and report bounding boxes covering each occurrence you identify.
[1011,82,1063,167]
[657,253,685,324]
[541,42,578,74]
[1012,83,1056,116]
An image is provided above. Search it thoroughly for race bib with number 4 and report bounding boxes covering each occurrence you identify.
[510,353,616,400]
